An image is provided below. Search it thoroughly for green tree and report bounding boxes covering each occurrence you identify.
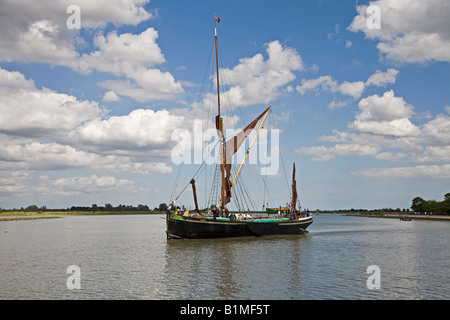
[443,193,450,214]
[158,203,168,211]
[25,204,39,212]
[411,197,426,213]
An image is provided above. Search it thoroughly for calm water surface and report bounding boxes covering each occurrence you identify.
[1,214,449,299]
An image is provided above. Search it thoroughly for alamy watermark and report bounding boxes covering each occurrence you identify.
[366,5,381,30]
[66,5,81,30]
[171,120,280,176]
[366,265,381,290]
[66,265,81,290]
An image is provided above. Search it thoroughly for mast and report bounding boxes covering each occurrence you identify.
[292,163,298,219]
[215,25,226,216]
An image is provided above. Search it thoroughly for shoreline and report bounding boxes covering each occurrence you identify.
[0,211,165,222]
[345,212,450,221]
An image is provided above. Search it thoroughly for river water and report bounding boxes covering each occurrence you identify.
[1,214,449,300]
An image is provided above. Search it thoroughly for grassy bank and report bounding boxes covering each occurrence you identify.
[0,210,165,221]
[346,212,450,221]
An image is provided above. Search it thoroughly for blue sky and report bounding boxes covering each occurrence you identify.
[0,0,449,210]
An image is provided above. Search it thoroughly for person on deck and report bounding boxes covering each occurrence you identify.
[213,207,219,219]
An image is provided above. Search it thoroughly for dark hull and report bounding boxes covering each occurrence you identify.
[166,213,313,239]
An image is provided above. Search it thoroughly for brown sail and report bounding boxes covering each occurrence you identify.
[222,106,271,204]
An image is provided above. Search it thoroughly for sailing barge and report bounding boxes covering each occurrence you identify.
[166,18,313,239]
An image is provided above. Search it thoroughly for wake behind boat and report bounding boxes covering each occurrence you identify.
[166,16,312,239]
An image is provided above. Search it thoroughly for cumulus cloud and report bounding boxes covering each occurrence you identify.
[350,90,420,137]
[298,143,380,162]
[53,175,139,195]
[422,114,450,145]
[76,28,166,74]
[0,66,179,188]
[76,28,184,101]
[1,173,145,200]
[365,68,399,87]
[296,68,399,100]
[0,1,183,103]
[0,141,99,171]
[219,40,304,108]
[328,99,349,110]
[348,0,450,63]
[0,0,154,64]
[0,67,102,139]
[296,75,365,99]
[297,91,450,173]
[102,91,121,102]
[75,109,184,150]
[352,164,450,179]
[296,75,337,95]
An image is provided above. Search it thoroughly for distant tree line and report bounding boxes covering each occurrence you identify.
[70,203,152,212]
[411,193,450,214]
[3,195,449,215]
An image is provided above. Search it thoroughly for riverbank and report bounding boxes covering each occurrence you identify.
[0,210,164,221]
[346,212,450,221]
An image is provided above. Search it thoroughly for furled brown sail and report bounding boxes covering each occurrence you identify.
[292,163,298,217]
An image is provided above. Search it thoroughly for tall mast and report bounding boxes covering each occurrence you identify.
[215,27,221,117]
[215,25,226,215]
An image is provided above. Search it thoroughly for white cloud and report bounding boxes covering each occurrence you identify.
[297,68,399,100]
[100,69,183,102]
[0,1,182,103]
[76,28,184,101]
[53,175,139,195]
[445,105,450,114]
[219,40,304,107]
[296,75,337,95]
[102,91,121,102]
[0,141,99,171]
[328,99,348,110]
[348,0,450,63]
[0,67,35,91]
[365,68,399,87]
[1,173,145,199]
[0,66,180,188]
[352,164,450,179]
[298,90,450,169]
[297,143,380,162]
[76,28,166,74]
[338,81,366,99]
[422,114,450,145]
[0,0,154,64]
[350,90,420,137]
[0,67,102,139]
[296,76,365,99]
[75,109,184,150]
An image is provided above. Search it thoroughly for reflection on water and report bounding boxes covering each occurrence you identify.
[1,214,449,299]
[161,235,311,299]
